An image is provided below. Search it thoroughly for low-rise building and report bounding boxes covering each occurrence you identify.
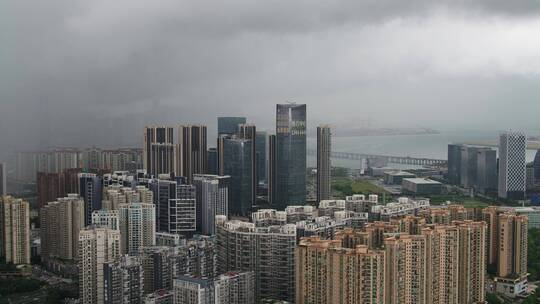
[345,194,378,213]
[173,276,214,304]
[402,178,442,195]
[371,197,430,220]
[318,200,345,217]
[251,209,287,226]
[214,271,255,304]
[284,205,316,223]
[384,171,416,185]
[156,232,185,247]
[143,290,174,304]
[514,207,540,229]
[295,216,348,241]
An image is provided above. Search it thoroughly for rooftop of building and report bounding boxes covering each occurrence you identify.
[402,178,442,185]
[514,207,540,213]
[384,171,415,176]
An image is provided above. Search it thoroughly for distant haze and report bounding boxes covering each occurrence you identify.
[3,1,540,157]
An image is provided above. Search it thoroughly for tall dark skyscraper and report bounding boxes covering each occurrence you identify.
[447,144,497,194]
[218,117,246,135]
[218,136,253,216]
[207,148,218,175]
[78,173,103,225]
[317,125,331,202]
[143,126,175,177]
[268,134,277,205]
[534,150,540,182]
[447,144,462,185]
[238,124,257,204]
[275,103,306,207]
[459,145,480,188]
[256,132,267,185]
[176,125,207,183]
[476,148,498,193]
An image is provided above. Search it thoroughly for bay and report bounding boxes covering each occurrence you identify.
[307,129,538,169]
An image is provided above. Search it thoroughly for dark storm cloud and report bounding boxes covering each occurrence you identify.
[2,0,540,156]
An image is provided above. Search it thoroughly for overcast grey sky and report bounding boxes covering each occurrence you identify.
[2,0,540,153]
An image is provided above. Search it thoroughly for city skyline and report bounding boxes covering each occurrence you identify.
[3,1,540,303]
[4,2,540,155]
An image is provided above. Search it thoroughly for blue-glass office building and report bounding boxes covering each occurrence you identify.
[275,103,306,208]
[220,137,253,216]
[217,117,246,135]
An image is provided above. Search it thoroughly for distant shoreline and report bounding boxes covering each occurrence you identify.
[330,128,440,137]
[460,140,540,150]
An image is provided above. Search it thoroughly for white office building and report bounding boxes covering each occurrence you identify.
[499,131,527,199]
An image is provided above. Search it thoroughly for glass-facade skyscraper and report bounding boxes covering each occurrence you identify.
[317,125,331,202]
[447,144,462,185]
[219,137,253,216]
[447,144,497,194]
[534,150,540,181]
[256,132,267,184]
[268,134,277,205]
[238,124,257,204]
[218,117,247,135]
[275,103,306,208]
[78,173,103,226]
[207,148,218,175]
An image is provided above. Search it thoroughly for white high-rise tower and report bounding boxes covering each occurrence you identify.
[498,131,527,199]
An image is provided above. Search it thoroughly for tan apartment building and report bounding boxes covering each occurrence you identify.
[296,236,385,304]
[40,194,85,261]
[0,195,30,264]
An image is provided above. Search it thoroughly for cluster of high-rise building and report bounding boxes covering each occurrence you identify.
[3,104,536,303]
[15,148,143,182]
[296,220,486,304]
[448,131,528,199]
[20,103,329,303]
[142,104,329,219]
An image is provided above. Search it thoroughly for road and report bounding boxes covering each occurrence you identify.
[6,266,77,304]
[8,287,48,304]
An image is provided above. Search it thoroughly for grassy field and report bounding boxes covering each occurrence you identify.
[332,178,389,197]
[351,180,389,195]
[426,195,491,208]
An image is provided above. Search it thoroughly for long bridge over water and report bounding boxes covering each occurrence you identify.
[306,149,447,166]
